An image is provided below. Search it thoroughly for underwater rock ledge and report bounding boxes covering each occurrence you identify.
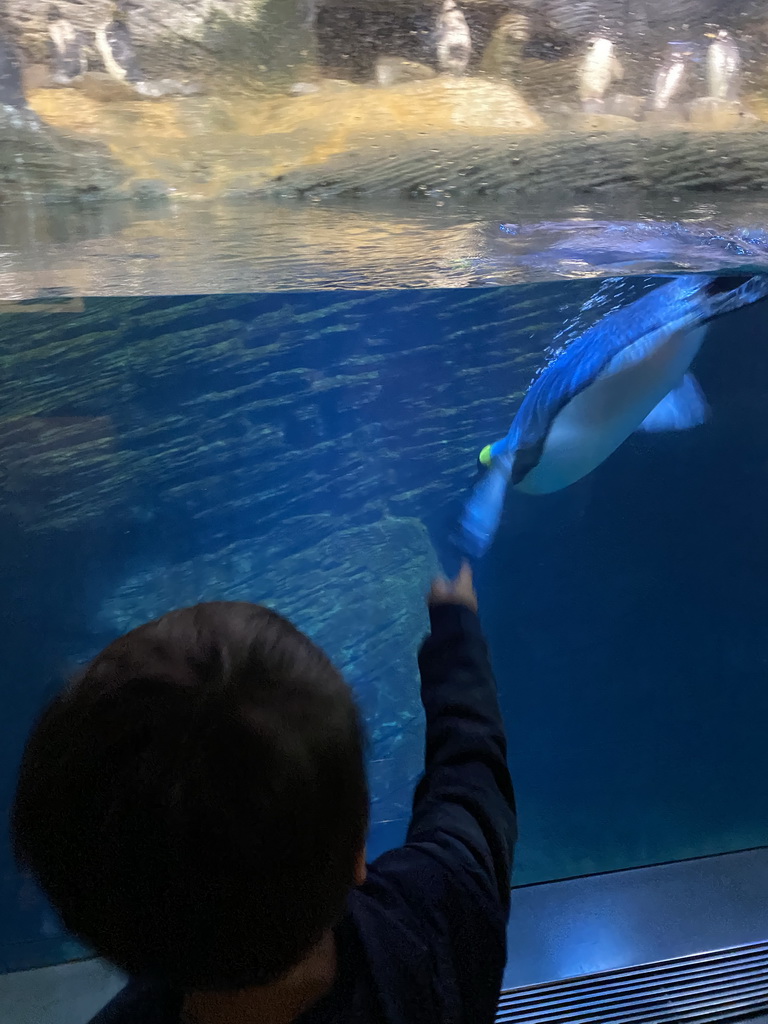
[96,514,439,821]
[0,121,127,202]
[257,124,768,199]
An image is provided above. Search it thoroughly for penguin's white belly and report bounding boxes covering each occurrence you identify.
[515,324,707,494]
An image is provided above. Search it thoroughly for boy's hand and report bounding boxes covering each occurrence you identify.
[428,562,478,614]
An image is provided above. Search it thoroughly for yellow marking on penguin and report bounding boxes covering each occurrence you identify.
[479,444,492,466]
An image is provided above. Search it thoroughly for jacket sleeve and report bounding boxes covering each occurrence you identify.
[360,602,517,1023]
[408,602,517,908]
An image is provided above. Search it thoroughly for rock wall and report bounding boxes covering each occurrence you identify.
[2,0,310,78]
[96,516,438,826]
[261,123,768,198]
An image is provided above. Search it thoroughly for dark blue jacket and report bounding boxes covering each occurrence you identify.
[89,603,517,1024]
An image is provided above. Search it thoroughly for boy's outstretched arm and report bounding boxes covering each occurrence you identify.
[409,562,516,908]
[362,563,516,1024]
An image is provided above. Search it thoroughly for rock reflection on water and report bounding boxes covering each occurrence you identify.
[17,70,768,206]
[0,0,767,203]
[27,75,549,197]
[5,194,768,298]
[2,4,768,294]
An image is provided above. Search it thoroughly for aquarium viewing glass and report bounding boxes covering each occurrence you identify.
[0,0,767,980]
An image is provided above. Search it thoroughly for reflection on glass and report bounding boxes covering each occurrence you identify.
[0,0,767,989]
[0,283,767,975]
[0,2,767,202]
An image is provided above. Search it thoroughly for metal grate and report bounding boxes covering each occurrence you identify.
[497,942,768,1024]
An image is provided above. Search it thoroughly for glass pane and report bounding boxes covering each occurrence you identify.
[2,0,768,983]
[1,284,767,975]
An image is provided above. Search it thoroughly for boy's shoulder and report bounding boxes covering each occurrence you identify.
[87,837,507,1024]
[332,838,508,1023]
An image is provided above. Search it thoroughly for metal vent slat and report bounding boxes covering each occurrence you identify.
[508,944,768,1000]
[508,965,768,1017]
[500,982,768,1024]
[497,941,768,1024]
[509,958,768,1013]
[502,950,768,1013]
[505,980,768,1023]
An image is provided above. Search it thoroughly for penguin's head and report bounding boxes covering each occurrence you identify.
[114,0,141,19]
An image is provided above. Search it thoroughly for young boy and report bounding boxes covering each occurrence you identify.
[12,563,516,1024]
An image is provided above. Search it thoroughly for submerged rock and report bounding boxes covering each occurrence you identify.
[0,113,126,201]
[0,103,43,133]
[0,414,123,529]
[96,515,439,820]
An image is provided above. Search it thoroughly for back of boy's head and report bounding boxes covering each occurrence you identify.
[11,601,368,991]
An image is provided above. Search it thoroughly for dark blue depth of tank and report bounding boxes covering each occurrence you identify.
[1,282,767,972]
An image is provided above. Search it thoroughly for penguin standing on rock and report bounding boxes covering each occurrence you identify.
[47,5,89,86]
[434,0,472,76]
[706,29,741,101]
[578,36,622,111]
[93,0,201,99]
[0,33,26,109]
[651,44,690,110]
[95,0,143,85]
[0,33,42,129]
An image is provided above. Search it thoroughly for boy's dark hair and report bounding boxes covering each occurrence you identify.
[11,601,368,991]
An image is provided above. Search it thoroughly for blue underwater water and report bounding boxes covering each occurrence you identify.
[1,280,768,972]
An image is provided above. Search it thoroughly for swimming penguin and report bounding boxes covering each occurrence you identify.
[435,0,472,76]
[651,45,689,110]
[706,29,741,101]
[95,0,143,84]
[578,36,622,111]
[47,5,88,86]
[456,275,768,559]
